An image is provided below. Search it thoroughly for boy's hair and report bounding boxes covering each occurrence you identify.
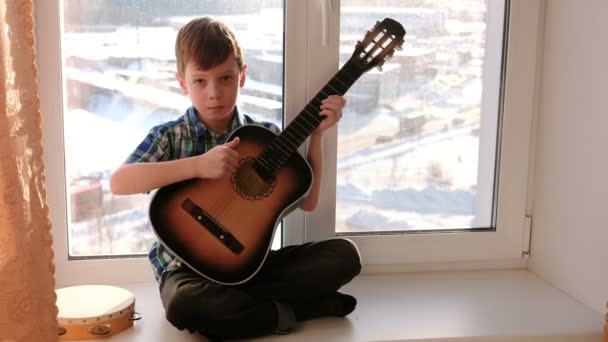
[175,17,244,75]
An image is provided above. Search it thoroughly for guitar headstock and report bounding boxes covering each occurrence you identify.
[351,18,406,73]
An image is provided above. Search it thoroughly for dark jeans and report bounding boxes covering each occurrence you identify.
[159,238,361,340]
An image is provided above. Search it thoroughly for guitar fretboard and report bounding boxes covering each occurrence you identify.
[254,59,363,181]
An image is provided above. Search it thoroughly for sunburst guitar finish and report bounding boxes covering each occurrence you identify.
[150,126,311,284]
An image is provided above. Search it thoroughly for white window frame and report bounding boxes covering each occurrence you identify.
[37,0,541,286]
[302,0,543,269]
[36,0,155,285]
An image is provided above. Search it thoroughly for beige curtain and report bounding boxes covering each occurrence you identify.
[0,1,58,341]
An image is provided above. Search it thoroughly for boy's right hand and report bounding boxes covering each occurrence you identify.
[196,137,240,179]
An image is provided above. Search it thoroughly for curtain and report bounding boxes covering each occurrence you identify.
[0,0,58,341]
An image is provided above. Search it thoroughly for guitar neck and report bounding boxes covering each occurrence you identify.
[283,59,363,146]
[255,59,364,179]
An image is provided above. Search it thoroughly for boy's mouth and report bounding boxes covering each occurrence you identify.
[208,106,225,111]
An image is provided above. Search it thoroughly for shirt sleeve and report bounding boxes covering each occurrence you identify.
[125,126,172,164]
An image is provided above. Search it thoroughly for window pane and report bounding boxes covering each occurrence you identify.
[62,1,284,257]
[337,1,505,233]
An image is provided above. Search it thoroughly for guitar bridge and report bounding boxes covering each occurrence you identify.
[181,198,244,255]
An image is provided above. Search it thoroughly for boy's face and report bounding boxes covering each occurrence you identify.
[176,55,246,133]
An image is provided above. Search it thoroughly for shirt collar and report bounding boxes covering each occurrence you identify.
[186,106,245,140]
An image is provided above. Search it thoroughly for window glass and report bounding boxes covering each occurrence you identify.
[62,0,284,256]
[337,0,504,233]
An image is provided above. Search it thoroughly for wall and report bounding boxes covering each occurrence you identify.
[529,0,608,314]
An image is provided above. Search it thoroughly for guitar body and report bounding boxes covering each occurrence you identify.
[149,124,313,285]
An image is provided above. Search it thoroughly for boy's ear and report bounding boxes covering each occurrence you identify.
[175,72,189,95]
[239,64,247,88]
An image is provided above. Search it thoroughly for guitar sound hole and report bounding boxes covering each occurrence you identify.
[231,158,275,200]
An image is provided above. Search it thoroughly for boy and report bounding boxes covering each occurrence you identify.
[110,16,361,339]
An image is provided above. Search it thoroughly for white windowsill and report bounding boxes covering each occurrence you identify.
[72,269,603,342]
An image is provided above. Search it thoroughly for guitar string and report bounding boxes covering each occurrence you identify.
[256,28,398,178]
[209,175,238,216]
[215,170,258,222]
[263,63,355,176]
[253,59,360,181]
[282,42,390,173]
[209,192,225,217]
[206,181,234,222]
[215,161,265,221]
[215,192,235,222]
[265,64,355,176]
[208,59,368,223]
[255,77,339,178]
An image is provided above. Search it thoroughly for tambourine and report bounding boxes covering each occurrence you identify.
[56,285,141,340]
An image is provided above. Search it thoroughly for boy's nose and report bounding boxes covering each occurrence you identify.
[208,83,222,99]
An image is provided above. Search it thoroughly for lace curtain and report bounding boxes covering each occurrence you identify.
[0,0,58,341]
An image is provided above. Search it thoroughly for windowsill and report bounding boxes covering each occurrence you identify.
[74,269,603,341]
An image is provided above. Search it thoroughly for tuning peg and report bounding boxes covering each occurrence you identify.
[385,51,394,61]
[377,60,385,72]
[395,41,405,51]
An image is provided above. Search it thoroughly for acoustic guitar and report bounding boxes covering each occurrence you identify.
[149,18,406,285]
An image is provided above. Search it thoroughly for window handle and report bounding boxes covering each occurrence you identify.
[318,0,332,46]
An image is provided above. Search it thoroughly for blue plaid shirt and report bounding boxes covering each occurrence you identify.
[125,106,281,281]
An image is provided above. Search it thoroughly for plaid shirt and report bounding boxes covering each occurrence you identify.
[125,106,281,281]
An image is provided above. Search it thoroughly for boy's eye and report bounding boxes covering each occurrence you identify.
[222,76,233,81]
[194,79,205,85]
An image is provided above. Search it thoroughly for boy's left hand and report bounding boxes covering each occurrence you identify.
[314,95,347,136]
